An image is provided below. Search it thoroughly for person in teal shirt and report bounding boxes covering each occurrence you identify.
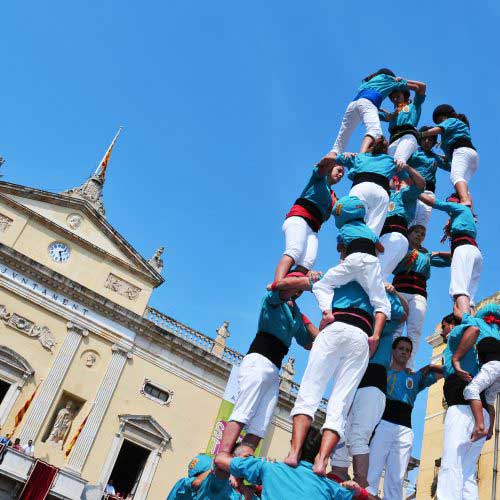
[420,104,478,206]
[275,162,344,282]
[367,336,442,499]
[420,192,481,316]
[379,79,426,163]
[166,453,214,500]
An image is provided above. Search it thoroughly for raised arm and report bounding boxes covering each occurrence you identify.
[403,164,426,190]
[452,326,480,382]
[394,290,409,322]
[420,126,442,138]
[419,191,437,207]
[406,79,426,95]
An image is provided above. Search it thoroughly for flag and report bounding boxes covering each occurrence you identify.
[65,413,89,457]
[13,383,40,431]
[95,126,123,182]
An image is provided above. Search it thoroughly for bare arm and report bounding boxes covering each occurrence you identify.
[403,164,426,190]
[452,326,480,382]
[418,191,436,207]
[214,454,231,473]
[268,276,312,292]
[406,79,426,95]
[305,322,320,340]
[394,290,409,322]
[192,470,212,490]
[420,126,442,138]
[317,162,334,177]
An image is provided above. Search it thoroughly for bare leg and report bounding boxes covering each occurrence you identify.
[313,429,340,476]
[329,465,350,481]
[360,135,375,153]
[240,434,261,454]
[455,181,471,206]
[218,421,245,455]
[352,453,370,487]
[470,400,487,441]
[455,294,471,316]
[274,255,295,282]
[285,414,312,467]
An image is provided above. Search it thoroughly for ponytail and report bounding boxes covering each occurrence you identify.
[456,113,470,128]
[369,136,389,155]
[363,68,395,82]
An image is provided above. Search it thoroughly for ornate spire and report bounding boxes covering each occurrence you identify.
[61,127,123,217]
[148,246,165,274]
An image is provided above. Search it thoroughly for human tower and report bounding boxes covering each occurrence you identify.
[167,69,500,500]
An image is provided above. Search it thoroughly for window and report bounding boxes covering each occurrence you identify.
[140,379,173,406]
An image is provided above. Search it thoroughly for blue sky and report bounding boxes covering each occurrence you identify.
[2,0,499,489]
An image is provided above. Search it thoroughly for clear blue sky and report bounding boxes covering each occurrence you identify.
[2,0,499,489]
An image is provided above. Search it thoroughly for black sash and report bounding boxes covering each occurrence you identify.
[247,332,289,369]
[345,238,377,257]
[358,363,387,393]
[352,172,390,195]
[477,337,500,365]
[449,137,476,157]
[382,399,413,428]
[332,307,374,337]
[389,124,418,144]
[381,215,409,237]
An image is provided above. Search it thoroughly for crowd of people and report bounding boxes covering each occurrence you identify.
[167,68,500,499]
[0,433,34,457]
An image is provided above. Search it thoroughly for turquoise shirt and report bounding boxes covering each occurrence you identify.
[442,324,480,378]
[298,167,333,221]
[393,249,451,280]
[439,118,473,159]
[386,368,437,407]
[337,220,379,247]
[229,458,355,500]
[433,199,477,238]
[407,147,450,185]
[462,313,500,344]
[257,292,312,349]
[336,153,410,182]
[380,94,425,130]
[371,293,405,368]
[167,477,195,500]
[332,281,374,316]
[356,74,408,100]
[387,185,423,224]
[194,473,242,499]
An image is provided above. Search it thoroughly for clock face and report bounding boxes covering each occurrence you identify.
[48,242,71,263]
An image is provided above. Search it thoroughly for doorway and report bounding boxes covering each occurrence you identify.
[0,379,10,405]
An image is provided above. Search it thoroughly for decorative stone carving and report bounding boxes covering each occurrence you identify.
[0,304,57,352]
[66,213,83,230]
[61,174,106,217]
[148,246,165,274]
[47,401,76,446]
[0,213,13,233]
[281,357,295,381]
[105,273,141,301]
[215,321,230,344]
[81,350,98,368]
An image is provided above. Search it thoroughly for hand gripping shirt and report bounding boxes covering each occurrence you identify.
[380,93,426,130]
[229,458,355,500]
[433,199,477,238]
[336,153,410,182]
[438,117,473,159]
[407,147,450,187]
[442,324,480,379]
[355,74,408,108]
[386,185,423,225]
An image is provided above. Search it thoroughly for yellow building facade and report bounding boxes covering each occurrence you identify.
[0,165,312,499]
[416,292,500,500]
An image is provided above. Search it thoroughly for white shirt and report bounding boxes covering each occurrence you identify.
[105,484,116,494]
[22,444,34,457]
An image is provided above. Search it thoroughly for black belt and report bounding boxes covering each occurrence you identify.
[425,180,436,193]
[381,215,408,237]
[389,124,418,144]
[294,197,323,232]
[444,374,487,408]
[247,332,289,369]
[382,399,413,428]
[358,363,387,393]
[393,271,427,298]
[449,137,476,157]
[352,172,390,196]
[332,307,374,337]
[345,238,377,257]
[450,233,478,255]
[477,337,500,365]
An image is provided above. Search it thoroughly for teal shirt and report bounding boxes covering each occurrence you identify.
[332,281,374,316]
[439,118,473,159]
[433,199,477,238]
[229,458,355,500]
[386,368,437,407]
[442,324,480,378]
[393,249,451,280]
[167,477,195,500]
[357,74,408,100]
[371,293,405,368]
[380,94,425,130]
[387,185,423,224]
[257,291,312,349]
[194,473,242,499]
[337,220,379,247]
[336,153,410,182]
[407,147,450,185]
[297,167,334,221]
[462,313,500,344]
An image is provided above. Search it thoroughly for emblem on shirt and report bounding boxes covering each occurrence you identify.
[402,105,410,113]
[335,203,343,216]
[406,377,414,390]
[388,202,395,212]
[188,458,198,470]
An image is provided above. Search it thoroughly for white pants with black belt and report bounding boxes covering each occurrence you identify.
[450,244,482,306]
[388,134,419,163]
[349,182,389,236]
[378,232,409,281]
[367,419,414,500]
[413,190,434,227]
[282,216,318,270]
[332,98,383,155]
[331,386,386,467]
[436,404,489,500]
[291,322,369,440]
[228,353,279,438]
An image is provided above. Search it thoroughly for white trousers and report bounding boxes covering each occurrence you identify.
[450,245,482,306]
[367,419,414,500]
[437,405,489,500]
[282,216,319,270]
[312,253,391,318]
[332,98,383,154]
[464,360,500,405]
[291,322,369,440]
[229,353,279,438]
[388,134,419,163]
[349,182,390,236]
[379,232,409,281]
[413,190,434,227]
[450,147,478,186]
[331,387,386,467]
[392,292,427,370]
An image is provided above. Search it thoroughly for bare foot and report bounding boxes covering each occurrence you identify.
[284,450,300,468]
[471,424,487,442]
[312,453,329,476]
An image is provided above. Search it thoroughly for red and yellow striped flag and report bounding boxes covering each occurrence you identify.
[65,413,89,457]
[13,383,40,431]
[95,127,123,182]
